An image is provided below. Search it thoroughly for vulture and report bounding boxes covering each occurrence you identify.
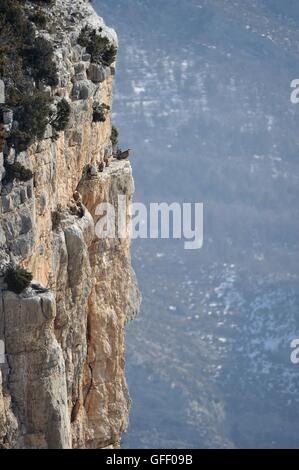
[116,148,132,160]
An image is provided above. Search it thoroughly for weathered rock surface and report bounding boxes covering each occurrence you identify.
[0,0,140,449]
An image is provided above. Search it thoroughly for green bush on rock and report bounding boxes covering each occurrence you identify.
[10,91,53,151]
[3,162,33,183]
[4,265,33,294]
[23,37,58,87]
[78,26,117,67]
[51,99,71,140]
[0,0,58,153]
[110,125,119,147]
[93,103,110,123]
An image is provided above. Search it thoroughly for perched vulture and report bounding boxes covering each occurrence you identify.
[116,149,132,160]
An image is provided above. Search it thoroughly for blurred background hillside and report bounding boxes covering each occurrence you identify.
[94,0,299,448]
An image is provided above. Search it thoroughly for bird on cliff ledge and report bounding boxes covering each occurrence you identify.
[115,148,132,160]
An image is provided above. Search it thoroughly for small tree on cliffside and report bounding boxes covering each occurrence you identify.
[4,266,33,294]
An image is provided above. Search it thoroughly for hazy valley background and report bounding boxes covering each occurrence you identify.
[94,0,299,448]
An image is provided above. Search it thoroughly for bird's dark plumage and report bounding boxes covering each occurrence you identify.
[116,149,132,160]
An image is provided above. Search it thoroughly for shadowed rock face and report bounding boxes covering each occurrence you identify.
[0,0,140,449]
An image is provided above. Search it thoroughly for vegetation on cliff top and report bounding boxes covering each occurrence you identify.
[78,26,117,67]
[0,0,59,155]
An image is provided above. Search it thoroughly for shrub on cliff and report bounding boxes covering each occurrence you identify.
[93,103,110,123]
[3,162,33,184]
[0,0,58,152]
[32,0,55,4]
[0,124,6,153]
[4,266,33,294]
[101,44,117,67]
[23,37,58,87]
[110,125,119,147]
[78,26,117,67]
[29,10,48,29]
[0,1,34,46]
[51,99,71,137]
[11,91,53,150]
[52,210,61,230]
[82,164,92,178]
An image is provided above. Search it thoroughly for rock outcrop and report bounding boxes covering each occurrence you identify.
[0,0,140,449]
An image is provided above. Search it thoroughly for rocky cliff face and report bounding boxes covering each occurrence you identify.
[0,0,140,449]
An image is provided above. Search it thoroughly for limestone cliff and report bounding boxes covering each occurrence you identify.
[0,0,140,449]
